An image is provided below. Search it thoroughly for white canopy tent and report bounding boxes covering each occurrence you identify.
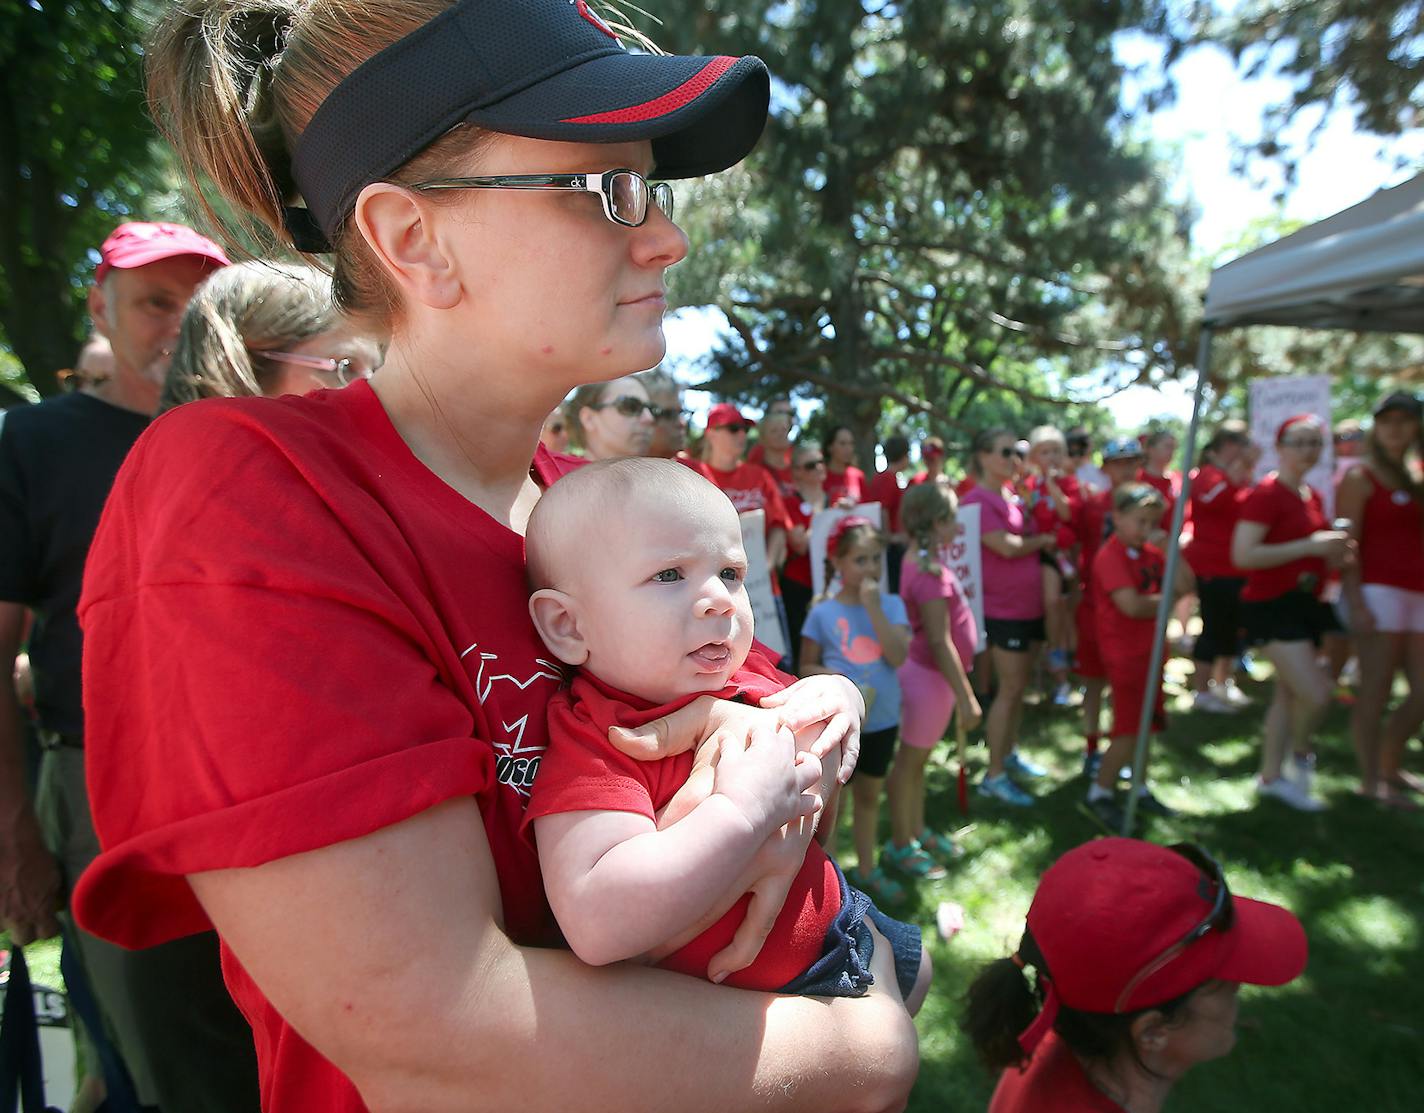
[1122,171,1424,831]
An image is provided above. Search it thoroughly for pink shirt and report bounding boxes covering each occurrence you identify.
[961,485,1044,620]
[899,552,978,670]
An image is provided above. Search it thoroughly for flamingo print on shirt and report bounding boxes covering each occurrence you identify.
[836,616,884,665]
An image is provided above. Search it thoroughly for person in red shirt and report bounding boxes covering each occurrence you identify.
[1074,438,1143,777]
[1080,485,1194,833]
[73,5,913,1111]
[1182,422,1254,712]
[1233,415,1353,812]
[965,839,1307,1113]
[909,435,947,487]
[866,432,911,591]
[1136,430,1180,523]
[781,443,830,670]
[692,402,791,573]
[1025,426,1082,705]
[823,424,867,506]
[1337,391,1424,807]
[747,397,796,499]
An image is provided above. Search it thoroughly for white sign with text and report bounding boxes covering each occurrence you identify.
[739,509,787,660]
[944,502,987,653]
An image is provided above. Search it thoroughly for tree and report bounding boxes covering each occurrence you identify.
[0,0,170,397]
[649,0,1199,466]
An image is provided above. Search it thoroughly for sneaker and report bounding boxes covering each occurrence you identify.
[1052,682,1076,707]
[1078,793,1129,834]
[1256,775,1327,812]
[918,828,963,864]
[978,773,1035,807]
[1192,689,1234,714]
[1219,681,1253,708]
[1004,750,1048,778]
[1082,750,1102,779]
[881,839,949,880]
[1134,788,1178,818]
[846,865,906,904]
[1282,752,1317,796]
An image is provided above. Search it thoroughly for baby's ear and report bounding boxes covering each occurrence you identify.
[529,589,588,666]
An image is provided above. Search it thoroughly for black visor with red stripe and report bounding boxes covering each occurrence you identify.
[288,0,770,250]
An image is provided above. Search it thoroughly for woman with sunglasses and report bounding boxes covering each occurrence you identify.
[1232,414,1353,812]
[160,260,383,410]
[566,376,657,460]
[965,838,1306,1113]
[72,3,911,1111]
[694,402,792,584]
[963,429,1055,806]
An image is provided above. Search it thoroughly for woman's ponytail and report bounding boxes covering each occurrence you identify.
[962,954,1041,1073]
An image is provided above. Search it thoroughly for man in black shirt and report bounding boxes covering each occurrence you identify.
[0,222,260,1112]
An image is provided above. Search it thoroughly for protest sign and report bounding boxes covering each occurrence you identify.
[945,502,987,653]
[809,503,885,598]
[1249,374,1335,514]
[739,509,787,659]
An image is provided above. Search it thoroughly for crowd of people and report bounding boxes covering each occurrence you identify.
[0,2,1411,1111]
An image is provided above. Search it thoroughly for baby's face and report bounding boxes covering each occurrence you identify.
[573,498,755,703]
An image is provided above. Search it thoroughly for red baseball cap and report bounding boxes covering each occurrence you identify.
[706,403,749,429]
[95,222,230,284]
[1017,838,1306,1050]
[1275,413,1324,444]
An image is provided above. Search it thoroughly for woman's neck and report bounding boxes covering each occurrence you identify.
[796,480,826,503]
[1275,464,1308,489]
[708,448,740,472]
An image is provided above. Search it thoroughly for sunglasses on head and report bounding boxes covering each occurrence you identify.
[590,395,655,419]
[410,168,674,228]
[1113,843,1234,1013]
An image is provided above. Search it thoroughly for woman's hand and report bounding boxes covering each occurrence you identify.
[1309,529,1351,564]
[759,674,865,785]
[959,693,983,733]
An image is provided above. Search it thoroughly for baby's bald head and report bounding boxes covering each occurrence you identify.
[527,457,738,594]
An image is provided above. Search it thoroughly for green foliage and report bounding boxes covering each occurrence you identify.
[1192,1,1424,148]
[0,0,174,396]
[654,1,1199,465]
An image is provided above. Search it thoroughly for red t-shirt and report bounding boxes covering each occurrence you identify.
[990,1031,1126,1113]
[824,465,866,505]
[1075,489,1112,577]
[865,468,907,534]
[692,460,793,534]
[1238,476,1328,601]
[782,491,822,587]
[524,668,840,991]
[1184,463,1243,579]
[1093,536,1165,666]
[74,383,579,1113]
[1024,473,1081,551]
[746,443,796,500]
[1356,469,1424,591]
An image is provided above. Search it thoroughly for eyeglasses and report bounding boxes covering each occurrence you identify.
[590,395,655,419]
[997,447,1026,459]
[1113,843,1234,1013]
[798,457,826,469]
[262,350,374,387]
[652,404,687,423]
[715,423,752,434]
[409,169,674,228]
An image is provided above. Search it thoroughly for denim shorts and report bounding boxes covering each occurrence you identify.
[778,862,922,1000]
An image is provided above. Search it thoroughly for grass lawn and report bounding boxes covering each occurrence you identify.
[878,660,1424,1113]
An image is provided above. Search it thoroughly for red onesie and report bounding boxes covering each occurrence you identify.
[525,667,842,990]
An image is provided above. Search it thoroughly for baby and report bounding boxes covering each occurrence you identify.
[523,457,929,1008]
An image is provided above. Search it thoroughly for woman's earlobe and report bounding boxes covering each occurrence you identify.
[352,183,463,310]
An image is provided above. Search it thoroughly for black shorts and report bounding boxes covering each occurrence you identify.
[1240,590,1342,648]
[1193,576,1246,662]
[985,616,1046,653]
[852,725,898,780]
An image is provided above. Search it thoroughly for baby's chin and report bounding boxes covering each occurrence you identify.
[587,654,747,706]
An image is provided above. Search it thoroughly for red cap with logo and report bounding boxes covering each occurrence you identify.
[95,222,230,284]
[1015,838,1306,1053]
[706,402,749,429]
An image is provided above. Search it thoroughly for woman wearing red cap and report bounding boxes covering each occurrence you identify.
[965,838,1307,1113]
[1336,391,1424,806]
[73,3,913,1111]
[1232,414,1352,812]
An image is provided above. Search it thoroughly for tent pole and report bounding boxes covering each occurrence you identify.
[1122,326,1216,836]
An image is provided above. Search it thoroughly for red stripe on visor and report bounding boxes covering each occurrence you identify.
[563,56,738,124]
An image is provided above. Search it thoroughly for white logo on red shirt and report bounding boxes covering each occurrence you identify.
[461,642,564,797]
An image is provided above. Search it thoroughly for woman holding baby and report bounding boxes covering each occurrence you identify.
[70,2,916,1111]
